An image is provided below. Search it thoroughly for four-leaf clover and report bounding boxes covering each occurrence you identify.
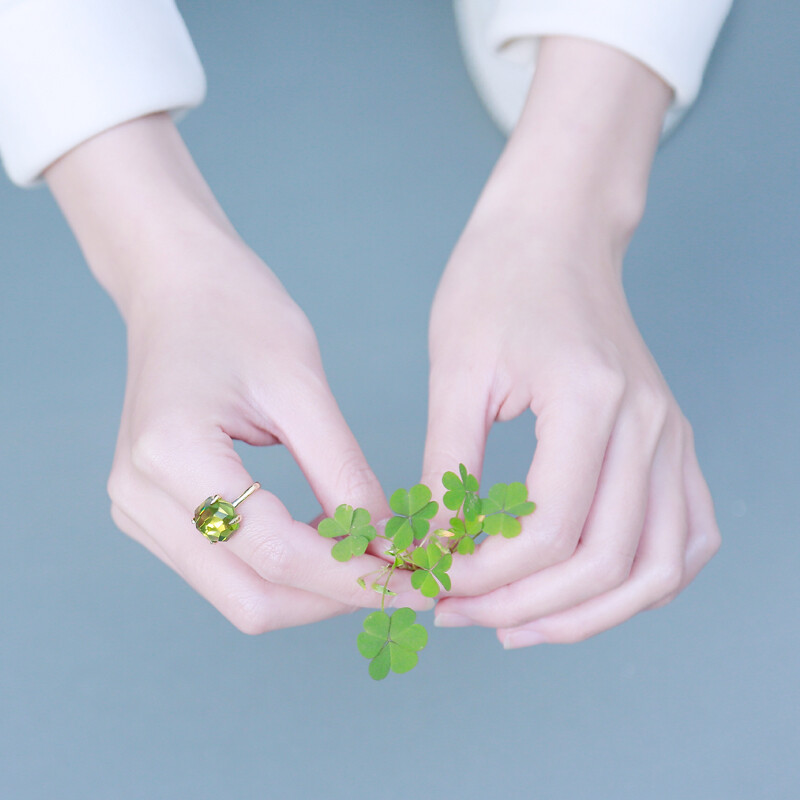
[410,541,453,597]
[481,482,536,538]
[318,504,377,561]
[357,609,428,680]
[385,484,439,550]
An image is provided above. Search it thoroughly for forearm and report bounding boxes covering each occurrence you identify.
[472,36,672,265]
[45,113,239,320]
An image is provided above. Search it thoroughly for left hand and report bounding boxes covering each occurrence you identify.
[422,37,721,649]
[423,209,720,649]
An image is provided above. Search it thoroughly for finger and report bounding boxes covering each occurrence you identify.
[111,501,181,575]
[445,391,619,595]
[497,434,688,647]
[647,422,721,609]
[421,368,491,495]
[436,406,657,628]
[110,503,353,633]
[278,379,391,520]
[129,422,430,610]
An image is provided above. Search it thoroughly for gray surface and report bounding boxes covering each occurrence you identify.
[1,1,798,798]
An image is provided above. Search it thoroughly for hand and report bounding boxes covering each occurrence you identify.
[46,114,428,633]
[423,38,720,647]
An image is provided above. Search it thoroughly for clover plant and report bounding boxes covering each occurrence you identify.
[317,465,536,679]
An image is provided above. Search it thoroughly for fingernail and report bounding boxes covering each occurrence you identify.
[502,630,546,649]
[375,517,391,534]
[434,612,473,628]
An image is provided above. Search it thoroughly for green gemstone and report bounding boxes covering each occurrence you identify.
[193,496,240,543]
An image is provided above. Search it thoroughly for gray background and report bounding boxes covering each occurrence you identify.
[1,1,798,798]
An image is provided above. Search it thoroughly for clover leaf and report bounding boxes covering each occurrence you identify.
[445,516,481,555]
[442,463,482,521]
[410,541,453,597]
[318,504,376,562]
[356,608,428,680]
[481,482,536,538]
[385,484,439,551]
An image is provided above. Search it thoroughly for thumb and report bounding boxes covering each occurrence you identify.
[280,379,390,522]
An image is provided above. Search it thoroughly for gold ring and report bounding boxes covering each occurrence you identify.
[193,482,260,543]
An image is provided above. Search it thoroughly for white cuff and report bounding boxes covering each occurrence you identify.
[0,0,206,186]
[455,0,732,136]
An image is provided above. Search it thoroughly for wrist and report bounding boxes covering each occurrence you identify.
[45,113,241,319]
[471,37,671,263]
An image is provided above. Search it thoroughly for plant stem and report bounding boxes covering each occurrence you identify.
[381,562,398,612]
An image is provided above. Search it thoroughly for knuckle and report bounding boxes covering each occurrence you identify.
[590,551,633,590]
[533,513,581,564]
[550,355,624,410]
[335,454,378,506]
[706,526,722,558]
[226,596,272,636]
[649,561,684,599]
[583,361,626,409]
[129,419,182,478]
[106,467,129,507]
[627,381,671,436]
[248,529,291,585]
[650,592,678,609]
[109,502,129,533]
[538,530,578,565]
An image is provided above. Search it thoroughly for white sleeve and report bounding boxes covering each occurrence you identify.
[0,0,206,187]
[455,0,733,136]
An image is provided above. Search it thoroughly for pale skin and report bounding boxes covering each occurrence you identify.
[45,36,720,645]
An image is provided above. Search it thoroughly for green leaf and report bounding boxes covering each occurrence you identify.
[318,504,376,559]
[483,482,535,517]
[388,642,418,674]
[449,516,482,538]
[389,488,410,516]
[463,493,482,521]
[390,607,417,633]
[457,537,476,555]
[409,543,451,597]
[482,513,522,538]
[362,610,390,639]
[368,646,391,680]
[357,608,427,679]
[357,632,384,659]
[408,484,433,514]
[410,570,428,590]
[411,548,430,570]
[419,572,441,597]
[386,516,415,551]
[386,484,439,548]
[392,621,428,651]
[410,516,430,541]
[462,463,478,490]
[481,482,535,538]
[442,465,481,519]
[330,538,354,561]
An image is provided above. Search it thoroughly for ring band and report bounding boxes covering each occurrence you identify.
[193,482,260,543]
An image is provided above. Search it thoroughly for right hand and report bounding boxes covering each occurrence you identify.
[106,239,428,633]
[45,113,428,634]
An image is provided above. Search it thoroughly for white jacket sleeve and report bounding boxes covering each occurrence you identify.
[455,0,733,136]
[0,0,206,187]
